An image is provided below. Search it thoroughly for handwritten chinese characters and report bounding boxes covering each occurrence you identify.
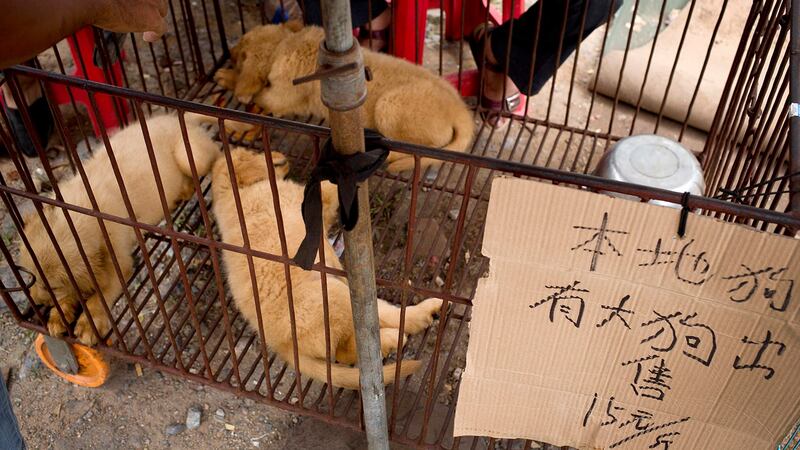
[529,281,588,328]
[583,394,690,449]
[571,213,629,271]
[528,279,781,378]
[637,239,713,286]
[732,330,786,380]
[722,265,793,312]
[454,178,800,450]
[572,212,796,309]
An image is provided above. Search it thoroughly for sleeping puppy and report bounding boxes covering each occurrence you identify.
[17,113,221,346]
[211,147,442,388]
[214,21,474,174]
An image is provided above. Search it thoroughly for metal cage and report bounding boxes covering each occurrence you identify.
[0,0,798,448]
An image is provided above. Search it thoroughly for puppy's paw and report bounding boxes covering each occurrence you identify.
[223,120,256,143]
[236,94,254,105]
[384,151,404,164]
[385,156,414,174]
[381,333,409,358]
[225,120,253,134]
[240,129,260,143]
[214,68,238,90]
[74,313,110,347]
[47,311,69,337]
[418,297,444,319]
[385,156,439,175]
[404,298,443,334]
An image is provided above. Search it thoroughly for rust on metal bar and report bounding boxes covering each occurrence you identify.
[790,0,800,230]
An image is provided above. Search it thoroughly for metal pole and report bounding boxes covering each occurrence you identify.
[790,0,800,235]
[318,0,391,448]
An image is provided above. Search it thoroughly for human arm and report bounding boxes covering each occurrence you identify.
[0,0,168,69]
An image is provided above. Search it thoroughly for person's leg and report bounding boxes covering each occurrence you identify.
[357,3,391,52]
[299,0,390,51]
[349,0,389,30]
[0,376,26,450]
[489,0,622,96]
[1,68,54,158]
[300,0,388,31]
[298,0,323,26]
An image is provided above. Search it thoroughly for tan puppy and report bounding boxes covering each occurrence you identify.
[212,148,442,389]
[214,22,474,173]
[18,113,221,346]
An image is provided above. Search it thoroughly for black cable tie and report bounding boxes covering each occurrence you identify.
[293,130,389,270]
[717,188,745,204]
[677,191,691,238]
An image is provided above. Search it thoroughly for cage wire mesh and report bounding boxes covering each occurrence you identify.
[0,0,798,448]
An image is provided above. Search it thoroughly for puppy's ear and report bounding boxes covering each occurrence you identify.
[284,20,304,32]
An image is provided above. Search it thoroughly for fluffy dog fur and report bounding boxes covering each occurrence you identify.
[17,113,220,346]
[214,22,474,173]
[211,148,442,389]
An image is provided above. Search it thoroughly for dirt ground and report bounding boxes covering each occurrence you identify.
[0,0,758,449]
[2,312,406,450]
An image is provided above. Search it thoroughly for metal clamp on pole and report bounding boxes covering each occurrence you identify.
[318,43,367,111]
[318,0,390,448]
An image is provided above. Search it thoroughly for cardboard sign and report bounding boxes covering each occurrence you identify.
[454,178,800,449]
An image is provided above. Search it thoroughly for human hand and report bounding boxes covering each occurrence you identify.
[92,0,168,43]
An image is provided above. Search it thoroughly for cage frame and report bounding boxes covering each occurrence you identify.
[0,0,798,448]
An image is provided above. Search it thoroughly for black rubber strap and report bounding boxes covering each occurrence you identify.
[677,191,691,238]
[293,130,389,270]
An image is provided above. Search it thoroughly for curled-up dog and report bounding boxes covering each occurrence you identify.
[211,148,442,388]
[214,21,474,174]
[17,113,221,346]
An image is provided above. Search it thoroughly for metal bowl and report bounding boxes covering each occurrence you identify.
[593,134,705,209]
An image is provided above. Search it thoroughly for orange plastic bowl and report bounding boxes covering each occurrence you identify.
[34,334,110,388]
